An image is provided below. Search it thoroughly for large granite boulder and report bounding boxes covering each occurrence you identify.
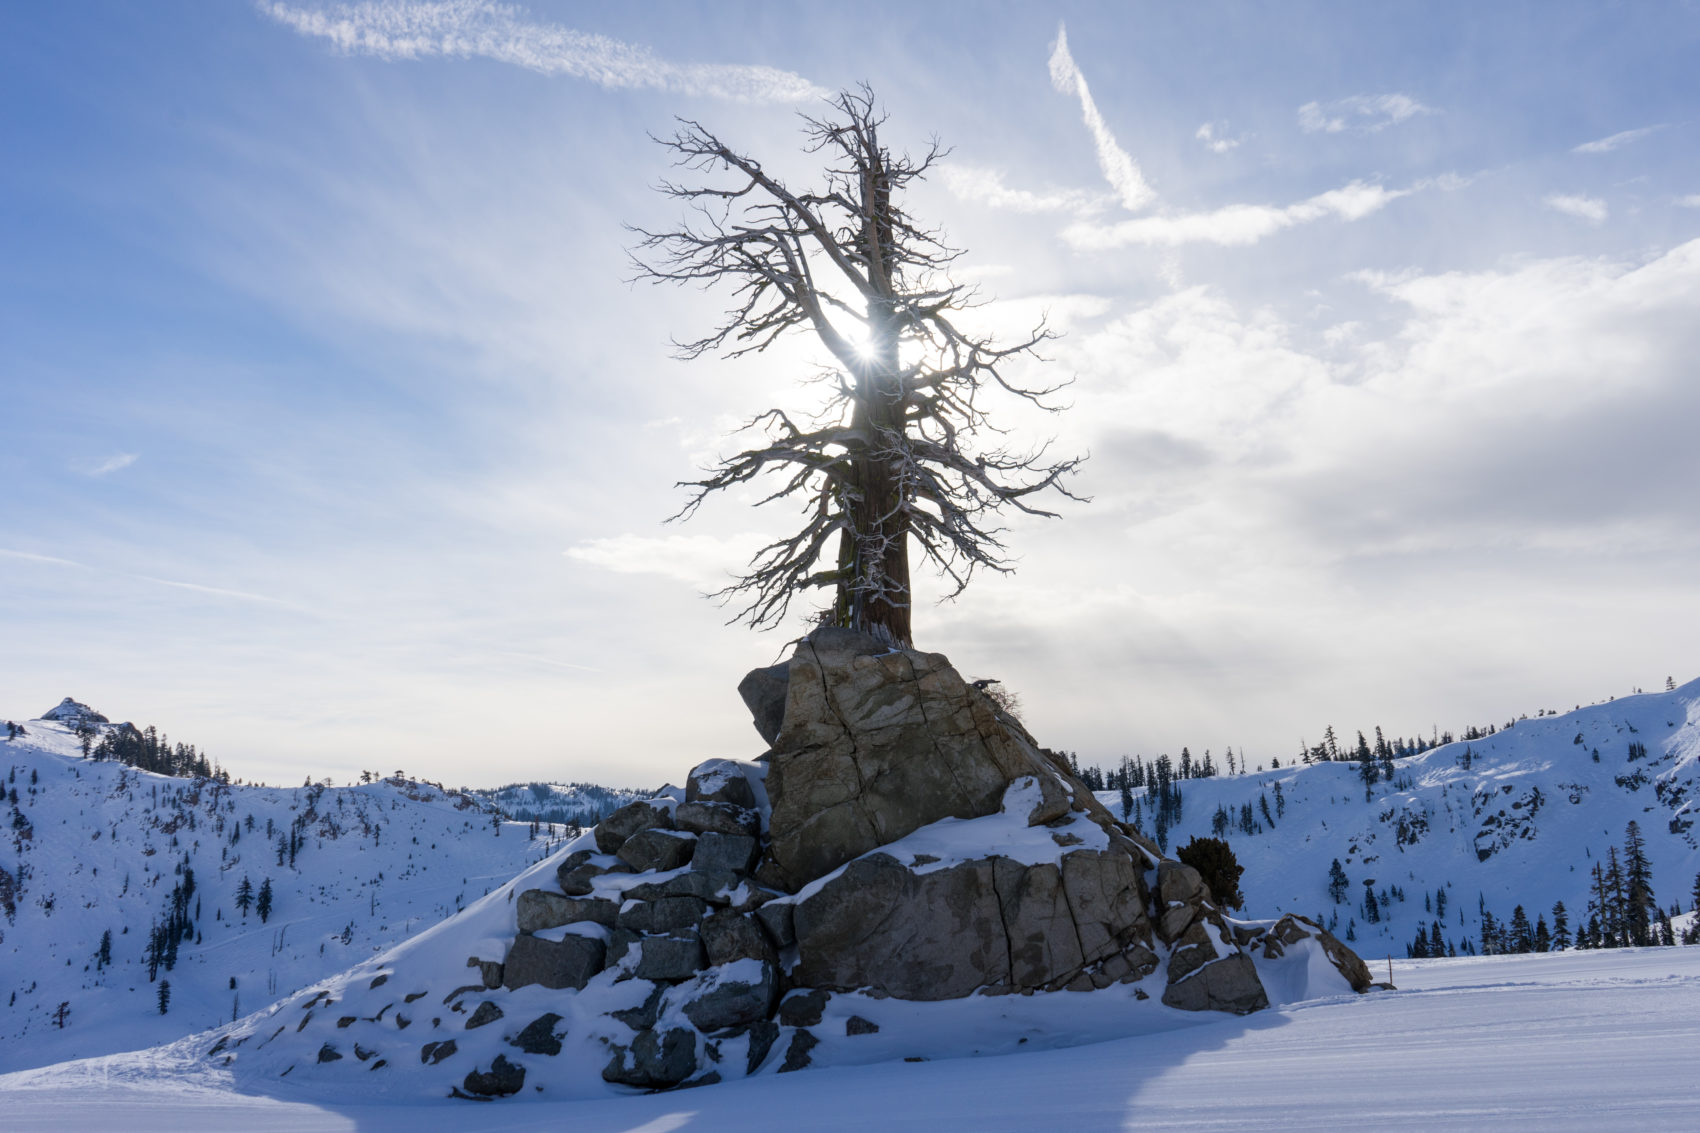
[761,628,1110,888]
[502,933,605,991]
[788,809,1156,1000]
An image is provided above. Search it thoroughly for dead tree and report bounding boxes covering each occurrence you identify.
[633,86,1083,646]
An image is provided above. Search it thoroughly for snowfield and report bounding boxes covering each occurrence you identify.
[0,708,555,1072]
[1105,677,1700,956]
[0,945,1694,1130]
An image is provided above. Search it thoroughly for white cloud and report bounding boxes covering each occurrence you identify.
[566,532,762,588]
[1194,122,1243,154]
[1047,24,1156,211]
[0,549,88,569]
[1676,195,1700,209]
[82,452,138,477]
[1545,193,1608,223]
[1063,180,1411,249]
[940,166,1103,215]
[1573,125,1665,154]
[137,576,299,607]
[259,1,825,102]
[1298,93,1433,134]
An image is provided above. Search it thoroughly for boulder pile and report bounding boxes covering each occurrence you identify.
[209,627,1372,1098]
[474,628,1370,1090]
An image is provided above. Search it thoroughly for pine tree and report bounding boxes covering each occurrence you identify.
[1621,821,1655,946]
[235,876,254,917]
[157,980,171,1015]
[1327,859,1349,904]
[1355,732,1376,799]
[1602,847,1628,947]
[1509,905,1534,953]
[96,929,112,970]
[256,878,273,924]
[1551,901,1571,950]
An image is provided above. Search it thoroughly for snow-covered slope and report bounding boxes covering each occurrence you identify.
[3,947,1696,1130]
[0,708,558,1073]
[469,781,649,828]
[1112,678,1700,955]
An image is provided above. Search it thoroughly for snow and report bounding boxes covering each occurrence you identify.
[783,775,1111,904]
[0,713,553,1073]
[2,946,1694,1129]
[1106,678,1700,953]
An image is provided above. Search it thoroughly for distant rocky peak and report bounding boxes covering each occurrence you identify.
[39,697,108,725]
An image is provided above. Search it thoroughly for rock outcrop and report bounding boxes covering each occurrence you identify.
[215,626,1373,1099]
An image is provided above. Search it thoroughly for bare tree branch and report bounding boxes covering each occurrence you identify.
[631,85,1085,644]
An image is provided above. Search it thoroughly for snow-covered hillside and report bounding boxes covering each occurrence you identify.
[0,706,559,1073]
[470,781,649,829]
[1112,678,1700,957]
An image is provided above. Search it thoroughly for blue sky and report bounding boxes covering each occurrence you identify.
[4,1,1698,787]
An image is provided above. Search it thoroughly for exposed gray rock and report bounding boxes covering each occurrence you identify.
[738,663,790,747]
[602,1027,698,1089]
[617,896,709,935]
[617,828,697,873]
[794,854,1004,1000]
[626,869,741,905]
[420,1039,456,1065]
[792,843,1156,1001]
[754,901,795,949]
[502,933,605,991]
[845,1015,879,1036]
[462,1054,525,1097]
[634,934,707,982]
[686,758,759,810]
[610,982,664,1031]
[691,832,758,876]
[777,988,828,1028]
[1163,918,1221,985]
[677,961,779,1032]
[1154,860,1207,942]
[763,629,1111,887]
[517,890,618,933]
[509,1013,564,1056]
[606,928,641,968]
[465,1001,503,1029]
[701,912,777,967]
[465,957,504,989]
[595,800,675,856]
[744,1019,780,1074]
[1162,951,1269,1015]
[317,1043,342,1064]
[674,800,761,838]
[778,1028,817,1073]
[557,857,632,897]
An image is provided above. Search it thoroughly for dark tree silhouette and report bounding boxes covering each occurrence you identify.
[633,86,1083,644]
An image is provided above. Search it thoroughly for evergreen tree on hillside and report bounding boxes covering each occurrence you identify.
[1551,901,1571,950]
[1621,821,1655,947]
[256,878,273,924]
[235,876,253,917]
[157,980,171,1015]
[1355,732,1376,799]
[1509,905,1533,953]
[1328,859,1349,904]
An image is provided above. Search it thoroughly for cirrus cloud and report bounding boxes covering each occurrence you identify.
[259,1,826,102]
